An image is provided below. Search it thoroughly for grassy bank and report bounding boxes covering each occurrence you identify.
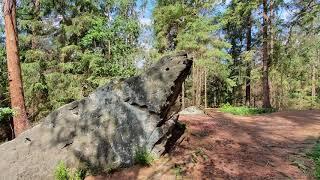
[307,142,320,179]
[219,104,275,116]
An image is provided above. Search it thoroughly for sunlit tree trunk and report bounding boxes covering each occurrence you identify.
[205,69,208,108]
[312,62,316,107]
[269,0,274,62]
[312,65,316,93]
[198,67,202,107]
[262,0,271,108]
[311,32,318,107]
[181,82,185,109]
[245,12,252,106]
[3,0,30,136]
[192,63,196,105]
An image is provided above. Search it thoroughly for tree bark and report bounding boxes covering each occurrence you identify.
[312,65,316,99]
[195,66,199,107]
[204,69,207,108]
[269,0,274,63]
[182,82,185,109]
[198,67,202,107]
[245,12,252,106]
[3,0,30,136]
[231,32,237,105]
[262,0,272,108]
[192,63,196,105]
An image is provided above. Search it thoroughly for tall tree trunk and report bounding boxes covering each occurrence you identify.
[204,69,207,108]
[3,0,30,136]
[192,63,196,105]
[182,82,185,109]
[262,0,271,108]
[195,66,200,107]
[245,12,252,106]
[231,34,237,105]
[199,67,202,107]
[279,65,284,109]
[312,65,316,101]
[269,0,274,63]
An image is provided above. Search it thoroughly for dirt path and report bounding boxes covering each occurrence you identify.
[87,110,320,179]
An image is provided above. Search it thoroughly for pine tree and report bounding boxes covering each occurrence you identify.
[154,0,231,107]
[3,0,30,136]
[262,0,271,108]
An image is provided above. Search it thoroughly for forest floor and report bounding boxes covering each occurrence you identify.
[86,109,320,180]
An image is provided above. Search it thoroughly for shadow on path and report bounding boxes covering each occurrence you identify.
[97,110,320,179]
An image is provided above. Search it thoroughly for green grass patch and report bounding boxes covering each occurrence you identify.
[54,161,86,180]
[307,142,320,179]
[134,147,154,166]
[219,103,275,116]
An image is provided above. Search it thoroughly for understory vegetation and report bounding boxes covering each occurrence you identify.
[220,103,276,116]
[0,108,14,121]
[134,147,155,166]
[307,142,320,179]
[54,161,86,180]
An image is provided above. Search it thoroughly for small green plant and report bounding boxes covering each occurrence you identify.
[73,169,86,180]
[55,161,69,180]
[173,164,183,178]
[219,103,275,116]
[307,142,320,179]
[54,161,86,180]
[0,107,15,122]
[134,147,154,166]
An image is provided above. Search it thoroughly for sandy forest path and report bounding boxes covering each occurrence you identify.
[87,110,320,180]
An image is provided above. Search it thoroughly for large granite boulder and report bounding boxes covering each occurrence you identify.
[0,52,192,179]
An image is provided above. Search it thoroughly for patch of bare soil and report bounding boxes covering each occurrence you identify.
[86,110,320,179]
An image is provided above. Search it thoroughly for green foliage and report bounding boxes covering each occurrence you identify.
[60,45,82,62]
[220,103,275,116]
[0,108,15,122]
[134,147,154,166]
[307,142,320,179]
[54,161,86,180]
[0,46,9,107]
[55,161,69,180]
[12,0,141,124]
[153,0,233,107]
[24,50,47,63]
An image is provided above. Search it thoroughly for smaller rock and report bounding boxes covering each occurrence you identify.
[179,106,204,115]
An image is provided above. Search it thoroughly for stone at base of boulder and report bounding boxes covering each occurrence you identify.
[179,106,204,115]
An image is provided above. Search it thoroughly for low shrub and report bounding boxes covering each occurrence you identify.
[220,103,275,116]
[134,147,154,166]
[55,161,69,180]
[54,161,86,180]
[0,107,14,122]
[307,142,320,179]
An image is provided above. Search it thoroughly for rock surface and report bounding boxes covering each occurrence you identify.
[0,53,192,180]
[179,106,205,115]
